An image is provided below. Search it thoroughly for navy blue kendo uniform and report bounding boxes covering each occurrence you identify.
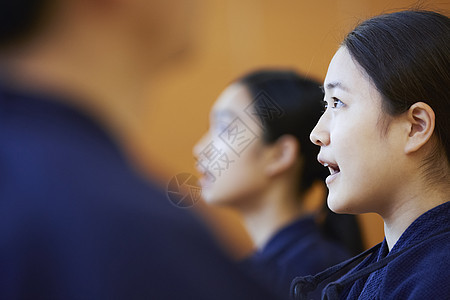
[0,82,279,300]
[241,216,351,299]
[291,201,450,299]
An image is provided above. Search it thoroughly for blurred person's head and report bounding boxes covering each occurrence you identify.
[194,69,364,254]
[194,70,327,212]
[0,0,195,72]
[0,0,198,142]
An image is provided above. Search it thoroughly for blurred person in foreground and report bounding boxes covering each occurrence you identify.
[0,0,279,299]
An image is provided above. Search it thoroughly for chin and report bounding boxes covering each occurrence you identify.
[202,191,228,207]
[327,194,355,214]
[205,194,245,211]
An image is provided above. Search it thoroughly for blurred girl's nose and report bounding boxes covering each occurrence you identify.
[193,133,210,157]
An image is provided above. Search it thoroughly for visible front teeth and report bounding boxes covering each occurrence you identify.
[322,162,339,175]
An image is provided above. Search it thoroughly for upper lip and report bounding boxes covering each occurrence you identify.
[195,158,214,180]
[195,160,208,176]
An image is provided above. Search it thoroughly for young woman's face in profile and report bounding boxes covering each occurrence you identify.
[310,47,406,215]
[193,83,270,207]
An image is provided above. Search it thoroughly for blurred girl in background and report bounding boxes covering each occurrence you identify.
[194,69,363,298]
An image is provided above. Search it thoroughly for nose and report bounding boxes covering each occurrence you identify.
[310,114,330,147]
[193,132,210,158]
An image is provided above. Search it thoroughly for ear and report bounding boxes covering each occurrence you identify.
[404,102,435,154]
[264,135,299,177]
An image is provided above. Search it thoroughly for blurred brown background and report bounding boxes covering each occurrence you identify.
[125,0,449,258]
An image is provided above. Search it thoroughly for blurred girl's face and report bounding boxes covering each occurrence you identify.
[193,83,269,207]
[310,47,406,215]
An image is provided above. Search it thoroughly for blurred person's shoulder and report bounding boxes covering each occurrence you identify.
[0,81,211,240]
[0,85,280,300]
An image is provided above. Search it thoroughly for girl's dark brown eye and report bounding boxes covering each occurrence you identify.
[332,97,344,108]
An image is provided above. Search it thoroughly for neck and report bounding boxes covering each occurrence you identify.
[382,177,449,251]
[239,184,313,250]
[0,30,153,149]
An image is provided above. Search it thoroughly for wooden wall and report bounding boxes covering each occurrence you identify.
[127,0,449,258]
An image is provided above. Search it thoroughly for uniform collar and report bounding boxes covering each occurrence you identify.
[390,201,450,255]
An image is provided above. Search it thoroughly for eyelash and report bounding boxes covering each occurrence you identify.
[322,97,345,111]
[212,121,228,133]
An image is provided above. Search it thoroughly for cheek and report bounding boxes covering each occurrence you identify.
[203,140,265,204]
[143,1,192,45]
[345,130,383,186]
[330,121,396,213]
[332,109,380,157]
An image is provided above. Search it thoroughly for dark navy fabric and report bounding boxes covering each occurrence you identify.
[0,83,280,300]
[291,201,450,299]
[241,216,351,299]
[336,201,450,299]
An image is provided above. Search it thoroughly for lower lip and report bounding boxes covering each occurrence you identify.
[325,172,340,185]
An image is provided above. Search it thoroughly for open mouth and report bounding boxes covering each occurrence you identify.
[200,171,215,184]
[325,163,340,175]
[195,163,215,187]
[324,162,340,184]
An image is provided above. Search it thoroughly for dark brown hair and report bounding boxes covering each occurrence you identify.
[0,0,54,49]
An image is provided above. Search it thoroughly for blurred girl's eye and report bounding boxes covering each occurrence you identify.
[332,97,345,109]
[321,100,328,112]
[212,120,229,133]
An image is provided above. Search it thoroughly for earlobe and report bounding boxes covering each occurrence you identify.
[404,102,435,154]
[264,135,299,177]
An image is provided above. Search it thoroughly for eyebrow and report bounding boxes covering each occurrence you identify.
[321,81,349,92]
